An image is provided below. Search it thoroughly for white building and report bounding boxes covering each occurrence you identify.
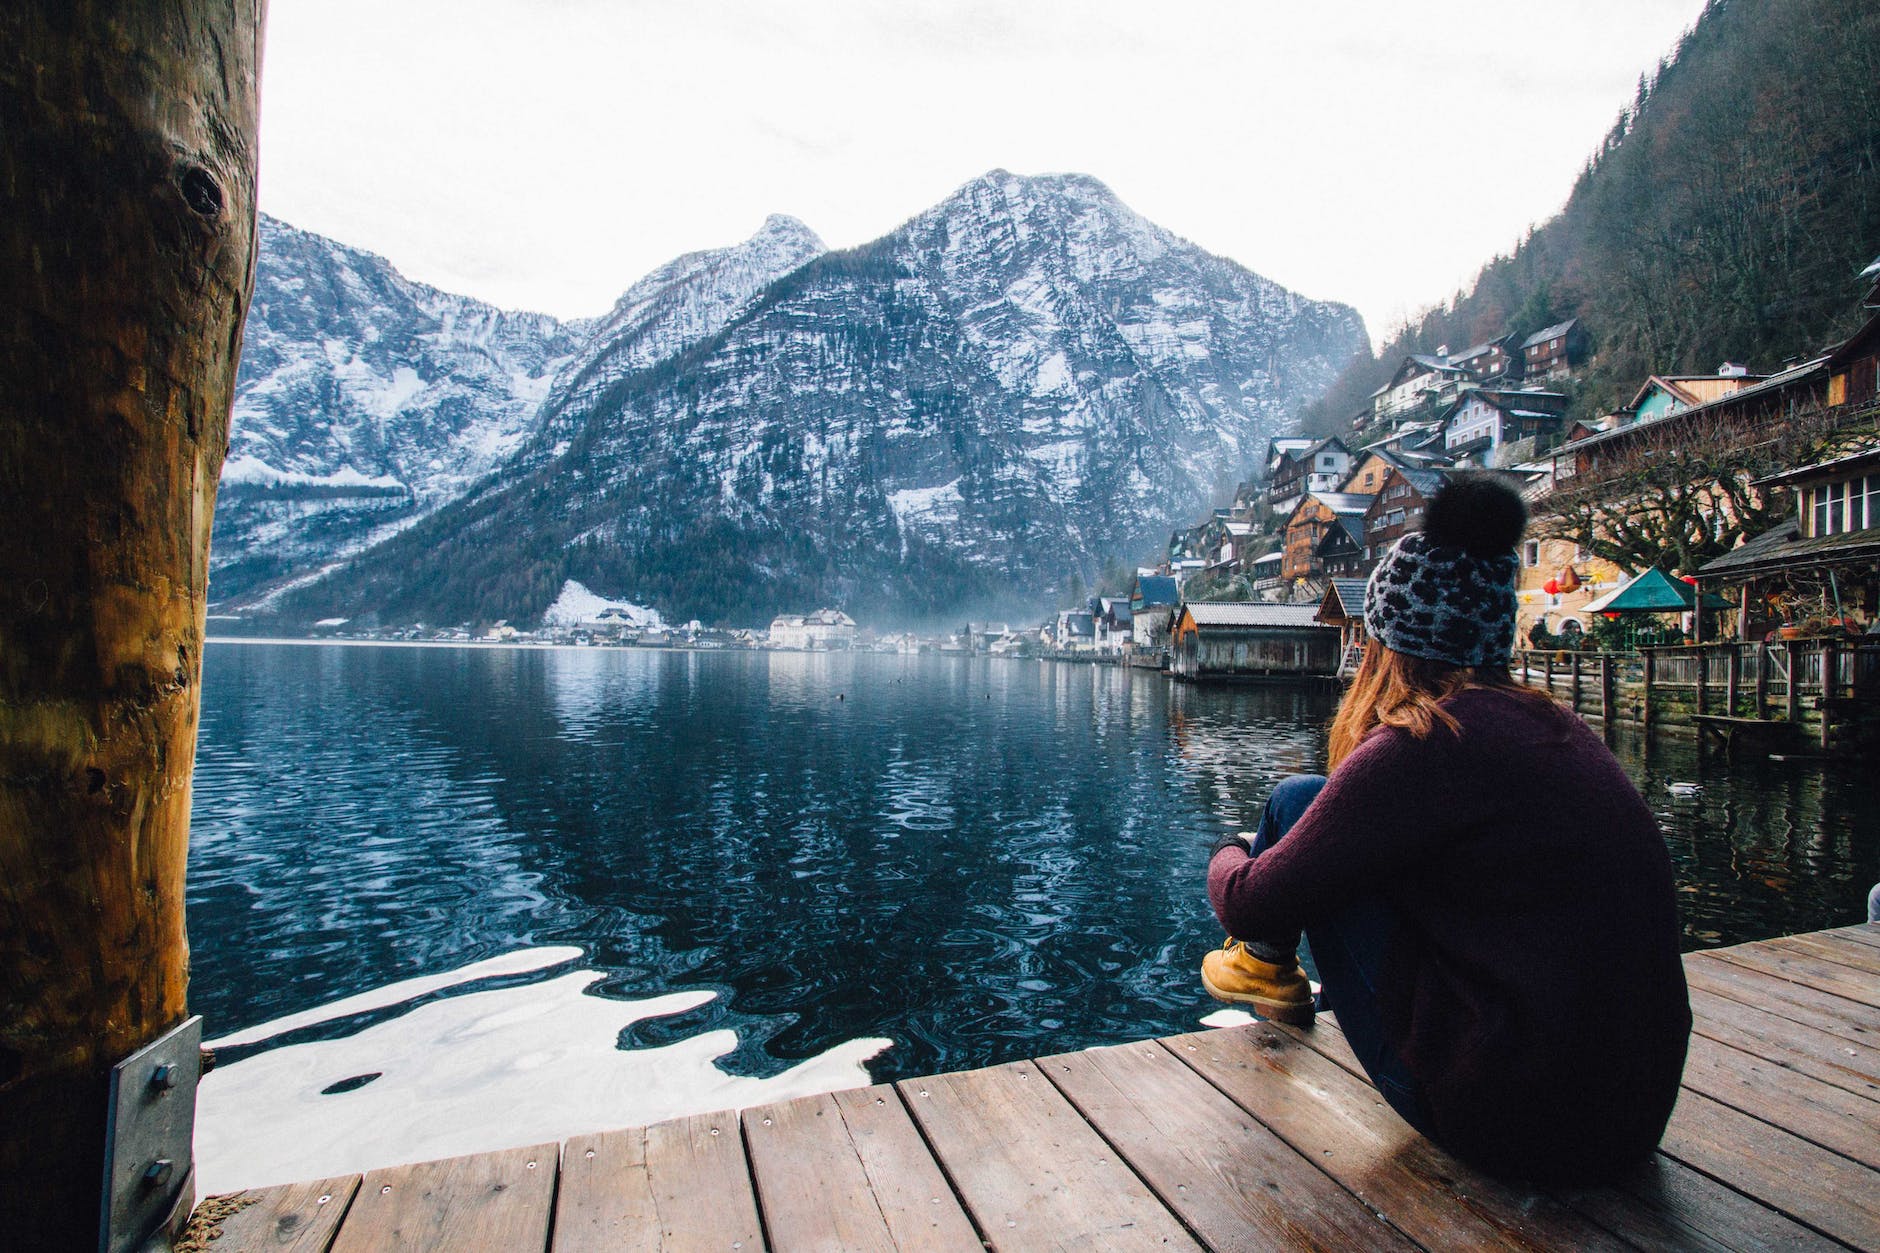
[768,608,858,650]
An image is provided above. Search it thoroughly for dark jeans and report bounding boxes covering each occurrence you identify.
[1247,774,1435,1138]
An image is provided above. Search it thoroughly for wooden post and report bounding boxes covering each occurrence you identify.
[1641,647,1654,731]
[1785,640,1802,723]
[0,4,264,1246]
[1820,641,1839,752]
[1695,648,1709,716]
[1725,646,1741,718]
[1544,650,1555,694]
[1600,654,1613,729]
[1754,642,1769,718]
[1570,652,1582,712]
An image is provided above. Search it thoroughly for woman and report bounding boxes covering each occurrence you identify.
[1203,475,1690,1184]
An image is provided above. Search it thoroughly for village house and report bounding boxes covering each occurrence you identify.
[1095,599,1134,653]
[1315,514,1367,578]
[1339,447,1417,497]
[1446,333,1522,383]
[1512,530,1624,647]
[1281,491,1373,583]
[1314,578,1370,676]
[1362,466,1447,562]
[1440,388,1569,466]
[1698,442,1880,638]
[1553,356,1832,481]
[1370,353,1474,423]
[1626,365,1764,424]
[1168,602,1340,680]
[1129,574,1181,660]
[1267,436,1353,516]
[1519,318,1590,380]
[767,608,858,650]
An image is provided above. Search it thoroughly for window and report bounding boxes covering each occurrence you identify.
[1321,456,1335,468]
[1854,473,1880,531]
[1814,481,1848,536]
[1523,540,1540,568]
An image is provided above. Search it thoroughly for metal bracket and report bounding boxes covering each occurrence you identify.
[99,1016,202,1253]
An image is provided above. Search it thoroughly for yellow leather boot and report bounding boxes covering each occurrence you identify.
[1200,937,1315,1025]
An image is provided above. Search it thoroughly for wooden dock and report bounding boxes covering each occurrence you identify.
[191,924,1880,1251]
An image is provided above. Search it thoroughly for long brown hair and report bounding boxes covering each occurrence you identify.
[1326,639,1559,769]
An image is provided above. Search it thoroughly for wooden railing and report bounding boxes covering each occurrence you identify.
[1514,640,1878,749]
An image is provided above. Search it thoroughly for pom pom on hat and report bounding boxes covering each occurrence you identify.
[1423,473,1527,557]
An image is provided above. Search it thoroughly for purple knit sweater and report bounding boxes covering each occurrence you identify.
[1209,688,1691,1179]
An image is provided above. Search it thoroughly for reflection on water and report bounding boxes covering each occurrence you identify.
[194,945,885,1197]
[188,643,1878,1187]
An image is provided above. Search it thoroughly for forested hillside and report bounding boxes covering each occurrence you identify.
[1301,0,1880,432]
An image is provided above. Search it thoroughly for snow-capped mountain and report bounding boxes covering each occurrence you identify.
[212,214,595,606]
[525,214,827,465]
[279,171,1365,627]
[214,213,826,609]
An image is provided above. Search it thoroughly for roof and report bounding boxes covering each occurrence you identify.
[1626,375,1705,412]
[1581,567,1731,613]
[1317,516,1364,550]
[1248,550,1284,568]
[1395,466,1448,498]
[1556,357,1830,459]
[1132,575,1180,608]
[1521,319,1579,349]
[1698,519,1880,578]
[1301,491,1374,517]
[1181,603,1332,629]
[1317,579,1370,622]
[1753,444,1880,488]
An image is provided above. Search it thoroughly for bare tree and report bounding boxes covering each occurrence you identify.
[0,3,265,1246]
[1533,402,1874,574]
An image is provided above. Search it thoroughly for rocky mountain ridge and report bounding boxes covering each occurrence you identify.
[223,173,1367,626]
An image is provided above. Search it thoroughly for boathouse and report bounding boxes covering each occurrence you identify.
[1169,602,1338,679]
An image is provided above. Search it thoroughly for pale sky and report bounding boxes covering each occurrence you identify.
[258,0,1709,346]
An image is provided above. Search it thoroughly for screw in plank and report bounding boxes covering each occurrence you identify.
[142,1160,174,1189]
[149,1063,178,1091]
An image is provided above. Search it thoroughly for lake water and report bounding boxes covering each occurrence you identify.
[186,640,1879,1193]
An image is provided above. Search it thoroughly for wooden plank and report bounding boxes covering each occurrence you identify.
[201,1176,360,1253]
[1689,985,1880,1100]
[1555,1155,1843,1253]
[742,1085,978,1253]
[330,1143,556,1253]
[1659,1087,1880,1248]
[1768,932,1880,977]
[1040,1038,1414,1252]
[897,1059,1200,1250]
[554,1112,761,1253]
[1679,1033,1880,1169]
[1708,943,1880,1010]
[1269,1021,1807,1253]
[1684,953,1879,1045]
[1165,1025,1632,1251]
[1821,923,1880,950]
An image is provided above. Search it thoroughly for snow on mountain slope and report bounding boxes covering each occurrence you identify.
[289,171,1366,627]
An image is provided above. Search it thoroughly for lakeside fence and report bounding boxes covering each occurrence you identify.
[1515,640,1880,752]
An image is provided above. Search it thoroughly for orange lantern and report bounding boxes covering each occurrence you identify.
[1556,567,1581,593]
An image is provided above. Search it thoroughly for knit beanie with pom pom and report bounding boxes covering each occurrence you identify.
[1363,473,1527,668]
